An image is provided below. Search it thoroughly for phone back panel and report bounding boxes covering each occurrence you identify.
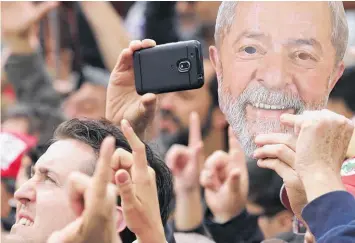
[134,41,204,95]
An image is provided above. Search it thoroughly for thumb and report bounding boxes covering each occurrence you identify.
[137,94,157,121]
[226,168,241,193]
[115,170,138,208]
[125,93,157,137]
[32,2,59,25]
[141,93,157,112]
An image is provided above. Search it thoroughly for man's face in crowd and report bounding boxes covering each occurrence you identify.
[10,139,96,242]
[176,1,220,40]
[210,2,345,156]
[327,98,354,119]
[246,201,292,239]
[158,60,216,145]
[2,117,30,134]
[257,212,292,240]
[63,83,106,119]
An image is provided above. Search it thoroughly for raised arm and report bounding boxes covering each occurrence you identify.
[2,2,62,108]
[80,2,131,71]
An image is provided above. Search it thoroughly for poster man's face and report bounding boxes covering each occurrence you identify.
[210,2,344,156]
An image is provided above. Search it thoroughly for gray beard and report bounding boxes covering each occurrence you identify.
[218,80,327,157]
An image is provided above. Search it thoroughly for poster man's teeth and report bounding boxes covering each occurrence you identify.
[253,103,286,110]
[19,218,32,226]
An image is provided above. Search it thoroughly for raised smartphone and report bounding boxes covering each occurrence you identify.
[133,40,204,95]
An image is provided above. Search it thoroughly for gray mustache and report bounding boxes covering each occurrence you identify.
[238,85,306,114]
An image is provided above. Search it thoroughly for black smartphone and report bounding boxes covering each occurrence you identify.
[133,40,204,95]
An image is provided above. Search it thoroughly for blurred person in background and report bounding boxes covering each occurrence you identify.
[327,67,355,120]
[2,104,65,145]
[2,105,38,135]
[1,131,37,232]
[156,61,227,157]
[61,66,110,119]
[246,159,297,242]
[1,48,16,113]
[175,1,220,45]
[1,178,17,232]
[159,58,228,236]
[126,1,219,56]
[147,1,219,56]
[326,66,355,158]
[164,113,209,235]
[2,2,128,120]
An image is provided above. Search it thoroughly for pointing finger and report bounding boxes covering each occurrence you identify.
[188,112,202,147]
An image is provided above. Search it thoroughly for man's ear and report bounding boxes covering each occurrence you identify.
[116,206,127,233]
[209,46,223,83]
[329,61,345,91]
[212,107,227,129]
[277,211,293,230]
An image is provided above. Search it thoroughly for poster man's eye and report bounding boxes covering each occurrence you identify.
[244,46,257,54]
[297,52,312,60]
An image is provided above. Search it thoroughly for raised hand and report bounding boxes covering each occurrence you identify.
[166,112,204,192]
[113,120,166,243]
[281,109,354,201]
[47,137,121,243]
[200,127,248,223]
[1,1,58,52]
[165,112,204,230]
[106,40,158,140]
[281,110,353,173]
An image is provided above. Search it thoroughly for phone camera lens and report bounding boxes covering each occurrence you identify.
[178,60,191,73]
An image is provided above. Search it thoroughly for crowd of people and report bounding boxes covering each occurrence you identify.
[1,1,355,243]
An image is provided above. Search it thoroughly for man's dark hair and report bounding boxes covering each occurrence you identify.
[52,118,174,242]
[330,66,355,112]
[247,158,285,217]
[208,75,219,108]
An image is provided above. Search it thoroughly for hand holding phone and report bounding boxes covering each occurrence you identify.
[106,39,158,140]
[133,40,205,95]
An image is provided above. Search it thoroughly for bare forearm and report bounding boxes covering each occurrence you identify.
[5,36,37,54]
[136,227,166,243]
[300,168,346,203]
[80,2,130,71]
[5,48,62,108]
[175,189,204,231]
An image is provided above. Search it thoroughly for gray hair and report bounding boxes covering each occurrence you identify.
[215,1,349,63]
